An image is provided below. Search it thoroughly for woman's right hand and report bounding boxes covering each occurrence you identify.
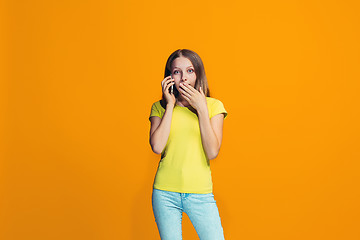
[161,76,176,107]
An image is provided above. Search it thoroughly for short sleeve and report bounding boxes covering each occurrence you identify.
[211,99,228,119]
[149,101,163,121]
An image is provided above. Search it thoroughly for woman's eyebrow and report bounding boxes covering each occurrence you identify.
[173,66,193,69]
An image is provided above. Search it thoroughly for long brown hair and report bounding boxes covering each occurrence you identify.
[160,49,211,108]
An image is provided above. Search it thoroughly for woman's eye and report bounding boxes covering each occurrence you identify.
[188,69,194,73]
[174,70,179,74]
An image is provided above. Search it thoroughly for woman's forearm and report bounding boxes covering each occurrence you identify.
[197,108,220,160]
[150,104,174,154]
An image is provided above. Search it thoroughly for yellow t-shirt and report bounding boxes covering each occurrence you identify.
[149,97,228,194]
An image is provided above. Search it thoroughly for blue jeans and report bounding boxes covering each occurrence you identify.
[152,188,225,240]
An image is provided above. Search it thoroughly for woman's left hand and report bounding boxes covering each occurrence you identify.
[179,82,207,112]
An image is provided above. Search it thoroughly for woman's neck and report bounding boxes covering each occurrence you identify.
[176,98,190,107]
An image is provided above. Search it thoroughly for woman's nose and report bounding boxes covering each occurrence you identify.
[181,74,187,81]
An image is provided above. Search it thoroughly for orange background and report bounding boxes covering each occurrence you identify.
[1,0,360,239]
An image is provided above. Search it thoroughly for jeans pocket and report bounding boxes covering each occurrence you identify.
[189,192,216,204]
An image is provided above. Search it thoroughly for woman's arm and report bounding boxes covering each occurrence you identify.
[177,82,225,160]
[149,104,174,154]
[197,109,225,160]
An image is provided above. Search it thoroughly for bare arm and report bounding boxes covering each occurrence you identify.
[197,109,225,160]
[149,104,174,154]
[149,75,176,154]
[176,82,225,160]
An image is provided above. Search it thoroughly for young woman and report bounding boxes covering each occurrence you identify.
[148,49,228,240]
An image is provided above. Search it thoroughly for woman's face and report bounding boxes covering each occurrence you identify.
[171,56,197,98]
